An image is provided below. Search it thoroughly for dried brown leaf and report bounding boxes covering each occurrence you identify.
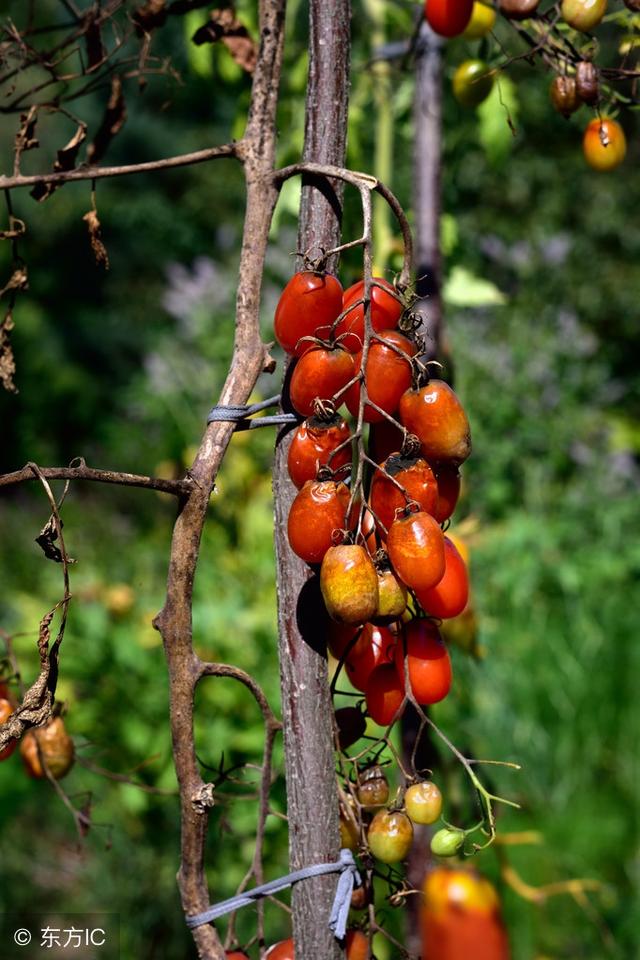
[82,209,109,269]
[133,0,168,35]
[0,311,17,394]
[36,516,64,563]
[85,11,105,69]
[86,75,126,165]
[192,9,257,74]
[31,122,87,202]
[14,106,39,161]
[0,266,28,299]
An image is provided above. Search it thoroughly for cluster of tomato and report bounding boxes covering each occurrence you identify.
[278,268,471,731]
[0,683,74,780]
[426,0,631,172]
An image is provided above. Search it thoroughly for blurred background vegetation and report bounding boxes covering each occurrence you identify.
[0,1,638,958]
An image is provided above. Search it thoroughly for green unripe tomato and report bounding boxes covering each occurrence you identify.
[452,60,494,108]
[561,0,607,32]
[430,826,465,857]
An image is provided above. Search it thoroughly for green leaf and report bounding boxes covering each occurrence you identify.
[443,265,507,307]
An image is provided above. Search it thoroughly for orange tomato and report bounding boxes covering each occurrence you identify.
[399,380,471,466]
[336,277,403,353]
[422,867,510,960]
[369,454,438,534]
[396,620,452,706]
[365,662,405,725]
[416,536,469,620]
[583,118,626,172]
[387,510,445,592]
[287,479,351,564]
[0,698,17,761]
[287,416,352,489]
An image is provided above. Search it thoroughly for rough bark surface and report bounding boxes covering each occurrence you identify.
[273,0,351,957]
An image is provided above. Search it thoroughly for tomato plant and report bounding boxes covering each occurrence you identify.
[357,765,390,809]
[422,867,510,959]
[289,344,355,417]
[287,479,351,564]
[431,462,461,523]
[335,277,403,353]
[399,380,471,466]
[344,624,397,692]
[287,415,352,489]
[373,563,408,624]
[365,662,405,726]
[583,118,627,172]
[369,453,438,534]
[425,0,474,37]
[561,0,606,31]
[387,509,446,592]
[345,330,416,423]
[416,535,469,620]
[320,544,379,624]
[452,60,494,108]
[405,781,443,825]
[430,827,466,858]
[20,716,75,780]
[462,1,496,37]
[274,272,343,357]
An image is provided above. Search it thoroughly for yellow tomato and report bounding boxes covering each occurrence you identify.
[583,118,626,172]
[463,2,497,38]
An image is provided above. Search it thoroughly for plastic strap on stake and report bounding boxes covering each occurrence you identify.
[185,848,361,941]
[206,394,298,430]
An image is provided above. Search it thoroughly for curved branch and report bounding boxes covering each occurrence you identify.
[0,461,193,495]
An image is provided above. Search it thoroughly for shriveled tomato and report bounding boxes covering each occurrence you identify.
[405,780,443,825]
[583,118,626,172]
[387,510,445,592]
[416,536,469,620]
[287,479,351,564]
[345,623,397,692]
[20,716,75,779]
[345,331,416,424]
[357,764,390,809]
[0,698,17,761]
[287,415,352,489]
[399,380,471,466]
[422,867,510,960]
[365,662,404,725]
[321,545,379,624]
[425,0,474,37]
[368,419,405,464]
[396,620,452,705]
[432,463,461,523]
[368,809,414,863]
[289,344,355,417]
[274,272,343,357]
[369,454,438,534]
[336,278,403,353]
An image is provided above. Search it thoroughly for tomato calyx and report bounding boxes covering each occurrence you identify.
[393,498,422,522]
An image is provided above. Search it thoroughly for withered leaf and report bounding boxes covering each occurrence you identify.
[82,209,109,269]
[87,75,126,165]
[192,9,257,74]
[31,122,87,202]
[0,266,28,299]
[0,311,17,394]
[133,0,167,35]
[14,106,39,160]
[36,516,64,563]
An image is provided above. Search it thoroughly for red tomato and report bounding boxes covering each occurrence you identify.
[422,867,510,960]
[345,623,397,691]
[368,419,406,463]
[432,463,461,523]
[289,345,355,418]
[265,930,369,959]
[345,331,417,424]
[226,952,250,959]
[399,380,471,466]
[265,939,294,960]
[287,479,351,564]
[274,272,343,357]
[387,510,445,592]
[328,622,361,660]
[582,117,627,172]
[336,278,403,353]
[416,536,469,619]
[396,620,452,705]
[0,699,17,761]
[365,662,405,725]
[425,0,474,36]
[287,415,352,489]
[369,454,438,534]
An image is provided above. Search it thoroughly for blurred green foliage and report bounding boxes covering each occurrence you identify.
[0,1,638,958]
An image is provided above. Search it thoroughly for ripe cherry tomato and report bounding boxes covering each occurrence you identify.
[368,809,414,863]
[399,380,471,466]
[345,330,416,424]
[265,939,295,960]
[226,952,250,959]
[365,662,404,725]
[416,536,469,620]
[287,415,352,489]
[357,765,390,809]
[289,344,355,418]
[422,867,510,960]
[287,479,351,564]
[405,781,443,825]
[583,118,626,172]
[345,624,397,692]
[321,545,379,624]
[274,272,343,357]
[425,0,474,37]
[336,278,403,353]
[0,698,17,761]
[345,929,368,960]
[387,510,445,592]
[20,716,75,779]
[452,60,494,108]
[432,463,461,523]
[396,620,452,705]
[369,454,438,534]
[561,0,606,32]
